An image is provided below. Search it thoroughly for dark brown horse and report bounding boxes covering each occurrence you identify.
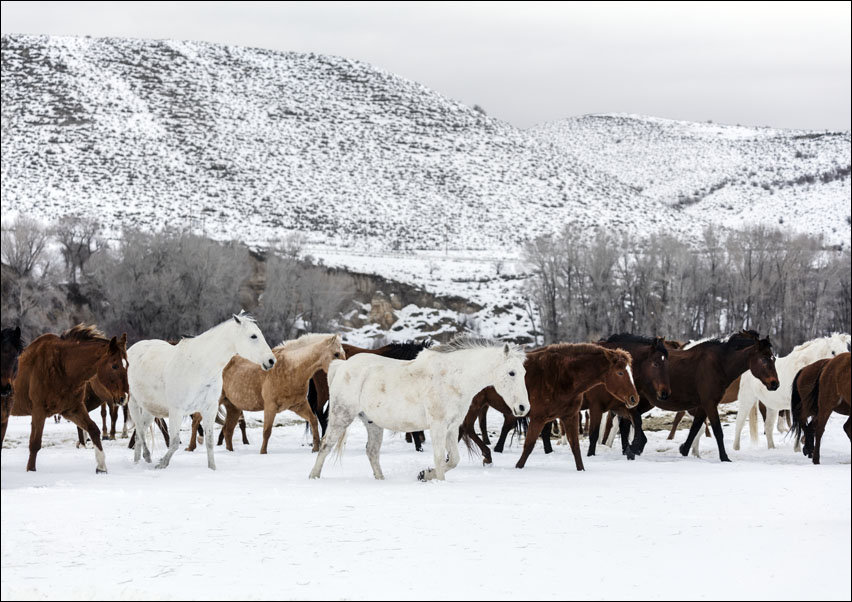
[11,325,129,472]
[75,380,130,447]
[1,326,24,446]
[583,334,671,459]
[791,352,851,464]
[464,343,638,471]
[309,341,432,450]
[623,330,779,462]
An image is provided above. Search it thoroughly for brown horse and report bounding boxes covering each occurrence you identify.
[665,376,741,440]
[464,343,638,471]
[624,330,779,462]
[11,325,129,472]
[583,334,671,459]
[1,326,24,446]
[791,352,851,464]
[220,334,344,454]
[308,341,432,450]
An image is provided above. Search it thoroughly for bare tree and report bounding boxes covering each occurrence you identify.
[1,216,50,277]
[52,215,102,284]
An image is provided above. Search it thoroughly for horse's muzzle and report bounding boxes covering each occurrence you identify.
[513,403,529,417]
[0,384,12,397]
[657,389,670,401]
[262,357,275,371]
[766,379,780,391]
[626,395,638,408]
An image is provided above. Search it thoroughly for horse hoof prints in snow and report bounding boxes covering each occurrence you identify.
[127,312,276,471]
[309,336,529,481]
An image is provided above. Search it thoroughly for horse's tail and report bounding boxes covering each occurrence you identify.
[790,369,807,442]
[331,426,349,463]
[511,417,529,446]
[748,402,759,443]
[459,428,480,458]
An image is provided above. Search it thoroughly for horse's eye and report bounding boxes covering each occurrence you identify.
[334,352,340,358]
[832,351,836,356]
[251,334,258,339]
[617,371,624,376]
[509,371,515,377]
[112,364,118,370]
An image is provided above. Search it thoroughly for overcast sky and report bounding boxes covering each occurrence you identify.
[2,1,850,130]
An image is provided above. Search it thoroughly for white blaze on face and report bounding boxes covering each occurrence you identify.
[625,364,635,389]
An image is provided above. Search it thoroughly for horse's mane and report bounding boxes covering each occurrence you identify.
[602,333,669,357]
[543,342,631,365]
[1,327,24,352]
[60,324,108,343]
[432,335,523,357]
[276,333,338,351]
[792,333,851,354]
[375,340,432,360]
[684,330,761,350]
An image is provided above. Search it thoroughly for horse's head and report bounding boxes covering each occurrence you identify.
[639,337,671,402]
[318,334,345,372]
[602,348,639,408]
[492,343,529,418]
[825,333,851,357]
[95,333,130,405]
[1,326,23,397]
[748,337,779,391]
[230,313,276,371]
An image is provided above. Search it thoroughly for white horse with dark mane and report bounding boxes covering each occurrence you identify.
[733,332,850,450]
[309,336,529,481]
[127,313,276,470]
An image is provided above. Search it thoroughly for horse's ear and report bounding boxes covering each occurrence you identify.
[13,326,21,341]
[233,314,242,325]
[119,333,127,347]
[108,336,119,353]
[503,343,510,356]
[759,337,772,350]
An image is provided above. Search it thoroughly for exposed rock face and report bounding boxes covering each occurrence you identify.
[368,291,397,329]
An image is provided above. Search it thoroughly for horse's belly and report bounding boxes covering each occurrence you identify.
[361,399,429,433]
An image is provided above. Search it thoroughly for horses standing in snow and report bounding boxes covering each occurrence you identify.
[732,333,851,450]
[10,325,128,472]
[309,336,528,481]
[219,333,344,453]
[1,326,25,446]
[127,313,275,470]
[791,352,851,464]
[622,330,779,462]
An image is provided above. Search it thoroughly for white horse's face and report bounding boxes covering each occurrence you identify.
[230,315,276,371]
[492,348,529,418]
[802,334,851,366]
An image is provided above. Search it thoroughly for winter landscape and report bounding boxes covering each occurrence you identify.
[1,3,850,601]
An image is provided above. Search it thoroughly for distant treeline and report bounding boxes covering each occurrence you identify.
[523,224,851,353]
[0,216,351,344]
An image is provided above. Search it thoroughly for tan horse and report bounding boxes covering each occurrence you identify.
[220,333,344,454]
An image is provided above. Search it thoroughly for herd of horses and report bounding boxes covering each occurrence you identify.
[0,319,850,480]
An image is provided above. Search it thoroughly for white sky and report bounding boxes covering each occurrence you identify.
[2,1,850,130]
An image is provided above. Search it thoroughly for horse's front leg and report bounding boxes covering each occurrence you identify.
[764,406,779,449]
[155,411,183,469]
[420,424,448,481]
[26,408,46,472]
[732,398,754,451]
[64,406,108,473]
[202,407,217,470]
[705,405,730,462]
[679,408,707,457]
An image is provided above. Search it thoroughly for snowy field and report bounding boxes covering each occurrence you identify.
[1,410,850,601]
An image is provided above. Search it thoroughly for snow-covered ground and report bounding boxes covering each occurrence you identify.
[2,409,849,600]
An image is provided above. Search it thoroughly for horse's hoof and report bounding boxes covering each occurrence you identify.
[678,444,690,456]
[208,465,216,471]
[184,447,194,452]
[720,457,731,463]
[626,453,635,461]
[155,462,168,470]
[96,468,107,474]
[417,470,427,481]
[544,448,553,455]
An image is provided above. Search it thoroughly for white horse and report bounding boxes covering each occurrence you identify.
[127,313,276,470]
[309,337,529,481]
[733,333,850,450]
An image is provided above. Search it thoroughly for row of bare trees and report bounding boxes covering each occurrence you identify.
[523,224,851,353]
[1,216,352,343]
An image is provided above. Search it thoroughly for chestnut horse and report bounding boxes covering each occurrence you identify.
[220,334,344,454]
[308,341,432,450]
[1,326,24,446]
[791,352,851,464]
[622,330,779,462]
[584,334,671,460]
[10,325,129,472]
[464,343,638,471]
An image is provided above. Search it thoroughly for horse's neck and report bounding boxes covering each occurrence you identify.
[180,326,240,374]
[282,344,328,391]
[61,340,104,384]
[720,347,753,383]
[434,349,499,399]
[563,354,611,397]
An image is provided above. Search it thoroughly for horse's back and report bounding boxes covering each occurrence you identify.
[11,333,62,415]
[127,339,175,413]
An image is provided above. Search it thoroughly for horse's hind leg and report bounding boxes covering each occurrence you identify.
[679,408,707,457]
[155,412,183,469]
[478,405,490,446]
[359,414,385,479]
[221,398,240,452]
[100,403,110,439]
[109,402,119,440]
[76,426,88,448]
[587,405,602,456]
[26,409,46,472]
[515,416,548,469]
[812,400,834,465]
[64,406,108,473]
[618,416,635,460]
[764,407,779,449]
[564,413,585,471]
[291,399,321,452]
[202,408,216,470]
[493,412,515,453]
[733,399,754,451]
[603,412,616,447]
[128,397,152,463]
[309,407,355,479]
[121,405,129,438]
[186,413,201,452]
[420,425,448,481]
[540,421,554,454]
[239,414,249,445]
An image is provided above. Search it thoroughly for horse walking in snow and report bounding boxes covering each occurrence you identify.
[127,313,276,470]
[309,336,529,481]
[732,333,850,450]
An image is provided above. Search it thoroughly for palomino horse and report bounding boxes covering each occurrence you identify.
[309,341,433,450]
[623,330,779,462]
[10,325,129,472]
[128,313,276,470]
[512,343,639,471]
[310,336,529,481]
[219,333,344,453]
[791,352,851,464]
[584,334,671,460]
[1,326,24,445]
[732,333,850,450]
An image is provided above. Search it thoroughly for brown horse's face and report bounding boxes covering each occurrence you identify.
[95,334,130,405]
[638,337,671,401]
[748,338,780,391]
[603,358,640,408]
[1,327,23,397]
[320,336,346,372]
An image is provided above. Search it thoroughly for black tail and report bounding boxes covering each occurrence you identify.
[459,429,480,458]
[789,370,805,442]
[790,366,822,448]
[511,417,528,446]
